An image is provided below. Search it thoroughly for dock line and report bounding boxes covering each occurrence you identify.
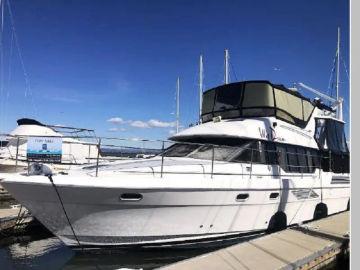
[48,175,83,250]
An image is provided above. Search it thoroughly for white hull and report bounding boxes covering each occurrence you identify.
[1,162,349,247]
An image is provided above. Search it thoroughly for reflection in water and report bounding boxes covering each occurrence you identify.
[1,237,73,270]
[0,234,262,270]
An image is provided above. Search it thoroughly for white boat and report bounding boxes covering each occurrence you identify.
[0,80,349,249]
[0,118,100,169]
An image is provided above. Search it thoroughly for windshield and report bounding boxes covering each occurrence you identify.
[162,143,199,157]
[163,143,242,162]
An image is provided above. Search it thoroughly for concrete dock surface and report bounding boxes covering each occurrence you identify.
[0,206,27,220]
[160,211,349,270]
[0,206,32,233]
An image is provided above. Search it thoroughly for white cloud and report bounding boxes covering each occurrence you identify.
[107,117,125,124]
[169,130,176,135]
[108,127,118,132]
[130,120,150,128]
[107,117,176,129]
[148,119,176,128]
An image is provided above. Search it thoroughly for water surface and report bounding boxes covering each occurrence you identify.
[0,234,259,270]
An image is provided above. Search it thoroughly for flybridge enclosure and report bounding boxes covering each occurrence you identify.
[314,118,348,154]
[201,81,315,128]
[17,118,97,138]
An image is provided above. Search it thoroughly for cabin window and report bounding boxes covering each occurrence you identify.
[188,145,240,161]
[233,141,265,164]
[330,153,350,173]
[201,82,314,128]
[163,143,199,157]
[265,142,278,165]
[274,88,302,120]
[303,100,314,121]
[276,110,295,124]
[306,149,316,173]
[277,145,289,171]
[201,89,216,115]
[242,83,274,108]
[213,84,242,111]
[296,147,308,173]
[311,150,320,169]
[275,144,321,174]
[166,139,329,174]
[286,146,300,172]
[274,88,304,124]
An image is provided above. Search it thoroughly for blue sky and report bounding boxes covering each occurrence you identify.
[0,0,350,140]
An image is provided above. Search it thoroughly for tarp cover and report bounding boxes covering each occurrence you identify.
[201,81,314,128]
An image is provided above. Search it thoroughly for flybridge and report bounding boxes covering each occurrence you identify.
[201,80,316,128]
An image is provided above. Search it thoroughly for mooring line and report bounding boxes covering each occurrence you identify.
[48,175,83,250]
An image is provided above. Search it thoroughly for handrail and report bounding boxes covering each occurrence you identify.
[0,132,347,178]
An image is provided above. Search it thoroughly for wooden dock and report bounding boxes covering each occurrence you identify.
[160,211,349,270]
[0,206,32,232]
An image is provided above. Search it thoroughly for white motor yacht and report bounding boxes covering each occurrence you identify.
[0,81,349,249]
[0,118,100,169]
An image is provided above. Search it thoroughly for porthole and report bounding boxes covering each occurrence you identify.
[119,193,143,201]
[236,193,249,201]
[269,192,279,199]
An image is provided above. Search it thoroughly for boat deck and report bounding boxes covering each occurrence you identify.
[160,211,349,270]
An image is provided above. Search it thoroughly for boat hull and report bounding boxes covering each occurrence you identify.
[0,174,349,248]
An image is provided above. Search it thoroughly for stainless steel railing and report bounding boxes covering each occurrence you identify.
[0,133,340,178]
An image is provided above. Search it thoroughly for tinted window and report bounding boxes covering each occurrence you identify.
[188,145,240,161]
[233,141,264,164]
[265,142,277,164]
[274,88,303,120]
[202,90,216,115]
[286,146,299,172]
[303,100,314,121]
[311,150,320,168]
[163,144,199,157]
[306,149,314,173]
[242,83,274,108]
[297,147,308,173]
[214,84,242,111]
[277,145,289,171]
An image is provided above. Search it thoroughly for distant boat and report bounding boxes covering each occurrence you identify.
[0,118,100,169]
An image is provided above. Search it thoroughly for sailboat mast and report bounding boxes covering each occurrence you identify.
[336,27,343,121]
[199,54,203,122]
[224,49,229,84]
[176,77,180,133]
[336,27,340,101]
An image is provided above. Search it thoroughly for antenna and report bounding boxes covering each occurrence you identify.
[199,54,203,122]
[176,77,180,133]
[297,83,336,103]
[224,49,229,84]
[336,27,343,121]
